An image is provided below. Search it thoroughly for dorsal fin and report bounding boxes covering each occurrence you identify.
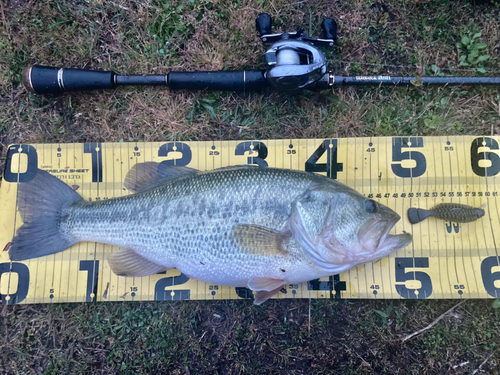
[214,164,260,171]
[124,162,198,193]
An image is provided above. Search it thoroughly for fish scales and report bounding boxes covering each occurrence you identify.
[9,165,412,304]
[63,168,323,285]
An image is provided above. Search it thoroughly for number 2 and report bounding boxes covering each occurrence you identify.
[158,142,192,166]
[154,273,190,301]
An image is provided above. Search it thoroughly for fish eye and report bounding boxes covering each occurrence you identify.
[364,199,378,213]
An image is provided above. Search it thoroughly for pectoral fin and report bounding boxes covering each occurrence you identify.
[232,225,289,256]
[108,248,168,277]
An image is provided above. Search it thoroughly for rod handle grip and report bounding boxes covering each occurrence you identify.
[167,70,269,91]
[23,65,117,94]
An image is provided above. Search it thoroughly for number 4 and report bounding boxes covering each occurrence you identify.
[305,140,343,179]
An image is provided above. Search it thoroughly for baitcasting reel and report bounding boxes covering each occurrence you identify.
[256,13,337,92]
[21,13,500,96]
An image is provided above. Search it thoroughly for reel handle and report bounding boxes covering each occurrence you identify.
[256,13,272,35]
[23,65,118,94]
[321,18,338,41]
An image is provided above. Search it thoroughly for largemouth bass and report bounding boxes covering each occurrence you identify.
[9,163,412,304]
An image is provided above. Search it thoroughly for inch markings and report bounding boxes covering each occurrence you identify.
[1,137,499,304]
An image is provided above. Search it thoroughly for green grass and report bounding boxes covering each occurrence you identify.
[2,0,500,373]
[2,300,499,374]
[2,0,500,153]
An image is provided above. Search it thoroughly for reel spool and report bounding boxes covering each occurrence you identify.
[24,12,500,96]
[256,13,337,92]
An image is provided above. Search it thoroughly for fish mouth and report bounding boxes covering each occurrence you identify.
[359,214,412,256]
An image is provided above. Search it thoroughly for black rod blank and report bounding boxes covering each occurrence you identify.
[115,75,167,86]
[332,75,500,87]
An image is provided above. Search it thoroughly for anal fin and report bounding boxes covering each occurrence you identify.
[254,287,284,305]
[108,248,168,277]
[248,277,285,291]
[248,277,285,305]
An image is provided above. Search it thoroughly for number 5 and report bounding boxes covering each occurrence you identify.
[391,137,426,178]
[395,257,433,299]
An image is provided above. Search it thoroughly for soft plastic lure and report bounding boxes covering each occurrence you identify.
[408,203,486,224]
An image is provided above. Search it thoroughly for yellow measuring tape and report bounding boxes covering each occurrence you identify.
[1,136,499,305]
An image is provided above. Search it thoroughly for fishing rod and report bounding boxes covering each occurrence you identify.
[22,13,500,95]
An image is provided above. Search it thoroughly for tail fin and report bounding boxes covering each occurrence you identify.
[407,208,432,224]
[9,169,83,261]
